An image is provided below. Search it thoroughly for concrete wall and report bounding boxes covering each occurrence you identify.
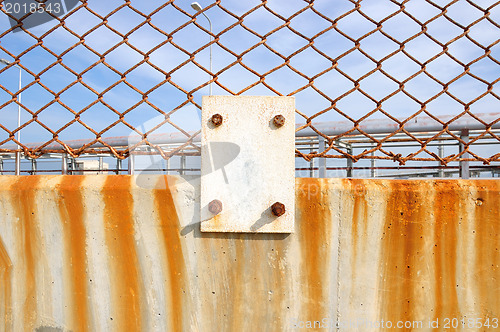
[0,175,498,331]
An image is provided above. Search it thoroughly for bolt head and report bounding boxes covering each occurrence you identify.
[211,114,223,127]
[208,199,223,215]
[271,202,285,217]
[273,114,285,127]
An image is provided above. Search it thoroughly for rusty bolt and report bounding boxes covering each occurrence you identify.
[208,199,223,215]
[271,202,285,217]
[273,114,285,127]
[211,113,223,127]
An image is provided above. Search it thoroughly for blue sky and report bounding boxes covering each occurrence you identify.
[0,0,499,166]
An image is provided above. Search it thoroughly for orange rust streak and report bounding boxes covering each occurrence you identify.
[271,237,287,329]
[474,180,500,320]
[0,237,12,330]
[297,178,333,321]
[10,176,40,330]
[352,198,359,259]
[102,176,142,331]
[57,176,90,331]
[379,182,426,331]
[349,180,367,278]
[432,184,460,327]
[229,237,245,331]
[154,176,186,332]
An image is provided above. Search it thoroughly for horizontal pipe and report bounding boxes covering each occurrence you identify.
[1,112,499,151]
[296,112,500,137]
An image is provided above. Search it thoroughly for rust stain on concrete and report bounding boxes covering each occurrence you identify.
[0,236,12,330]
[197,232,236,329]
[56,176,91,331]
[348,179,368,277]
[248,235,288,329]
[10,176,41,330]
[473,180,500,319]
[432,181,460,325]
[102,176,142,331]
[378,181,427,329]
[229,236,245,331]
[198,228,289,330]
[228,234,289,330]
[153,175,186,332]
[297,178,333,322]
[270,235,288,328]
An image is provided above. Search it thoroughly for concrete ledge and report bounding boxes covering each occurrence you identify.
[0,176,497,331]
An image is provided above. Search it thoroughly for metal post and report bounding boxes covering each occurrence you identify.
[99,156,103,174]
[200,10,212,95]
[128,154,135,175]
[459,129,469,179]
[318,136,326,178]
[15,65,21,176]
[206,13,212,96]
[180,155,186,175]
[370,156,376,178]
[347,145,353,178]
[0,158,3,175]
[191,3,212,95]
[166,157,170,175]
[370,143,376,178]
[309,142,315,178]
[69,156,73,175]
[438,140,444,178]
[31,158,36,175]
[116,158,121,175]
[61,154,68,175]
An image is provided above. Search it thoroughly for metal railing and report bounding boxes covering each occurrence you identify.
[1,113,499,178]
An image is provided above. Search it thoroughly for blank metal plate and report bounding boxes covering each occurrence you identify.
[200,96,295,233]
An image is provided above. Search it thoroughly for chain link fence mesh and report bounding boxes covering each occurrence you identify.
[0,0,499,165]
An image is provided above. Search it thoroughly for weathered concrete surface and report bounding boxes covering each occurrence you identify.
[0,176,497,331]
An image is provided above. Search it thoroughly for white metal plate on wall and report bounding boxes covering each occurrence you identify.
[200,96,295,233]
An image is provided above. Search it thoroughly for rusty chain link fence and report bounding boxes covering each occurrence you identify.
[0,0,499,166]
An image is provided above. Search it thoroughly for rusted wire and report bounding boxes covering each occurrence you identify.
[0,0,498,165]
